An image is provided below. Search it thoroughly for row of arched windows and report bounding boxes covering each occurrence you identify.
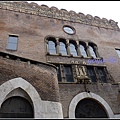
[46,36,100,58]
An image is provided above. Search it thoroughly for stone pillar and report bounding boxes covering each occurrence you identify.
[66,39,71,55]
[86,43,91,57]
[76,40,81,56]
[56,38,60,54]
[45,39,49,54]
[94,46,100,58]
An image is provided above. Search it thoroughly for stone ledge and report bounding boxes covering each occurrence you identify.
[0,1,119,31]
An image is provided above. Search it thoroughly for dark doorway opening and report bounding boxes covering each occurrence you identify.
[0,96,34,118]
[75,98,108,118]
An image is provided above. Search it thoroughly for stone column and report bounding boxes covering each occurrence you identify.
[66,39,71,55]
[86,43,91,57]
[94,46,100,58]
[56,38,60,54]
[76,40,81,56]
[45,39,49,54]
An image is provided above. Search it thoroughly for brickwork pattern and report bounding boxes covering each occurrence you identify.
[0,56,60,102]
[0,2,120,118]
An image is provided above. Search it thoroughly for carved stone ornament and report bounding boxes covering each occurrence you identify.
[74,65,91,84]
[0,1,119,30]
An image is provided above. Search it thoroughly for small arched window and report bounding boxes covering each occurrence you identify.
[47,37,56,54]
[69,42,77,56]
[89,43,97,58]
[59,41,67,55]
[79,43,87,57]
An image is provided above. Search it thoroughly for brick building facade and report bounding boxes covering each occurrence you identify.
[0,1,120,118]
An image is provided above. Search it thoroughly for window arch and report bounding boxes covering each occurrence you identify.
[0,96,34,118]
[89,43,98,58]
[59,39,67,55]
[79,42,87,57]
[75,98,108,118]
[69,41,78,56]
[69,92,114,118]
[47,37,57,54]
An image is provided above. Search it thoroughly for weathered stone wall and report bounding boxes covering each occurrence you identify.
[0,1,120,118]
[59,83,120,118]
[0,1,119,30]
[0,54,60,102]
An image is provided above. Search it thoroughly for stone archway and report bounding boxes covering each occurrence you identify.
[69,92,114,118]
[0,77,42,118]
[75,98,108,118]
[0,96,34,118]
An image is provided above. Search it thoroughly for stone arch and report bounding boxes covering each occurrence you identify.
[0,77,42,118]
[69,92,114,118]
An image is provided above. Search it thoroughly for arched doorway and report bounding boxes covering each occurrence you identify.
[69,92,114,118]
[0,96,34,118]
[75,98,108,118]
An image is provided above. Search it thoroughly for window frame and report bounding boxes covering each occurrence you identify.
[47,37,57,55]
[54,64,74,83]
[64,64,74,82]
[69,41,78,56]
[115,48,120,58]
[59,39,67,55]
[89,45,97,58]
[63,25,75,35]
[87,66,97,82]
[97,67,107,83]
[6,35,18,51]
[79,42,88,57]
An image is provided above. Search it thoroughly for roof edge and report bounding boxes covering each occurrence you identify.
[0,1,119,31]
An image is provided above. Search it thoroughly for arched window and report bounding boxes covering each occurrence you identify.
[47,38,56,54]
[79,43,87,57]
[89,43,97,58]
[69,42,77,56]
[59,41,67,55]
[75,98,108,118]
[0,96,34,118]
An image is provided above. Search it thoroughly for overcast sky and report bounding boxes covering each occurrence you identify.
[27,1,120,27]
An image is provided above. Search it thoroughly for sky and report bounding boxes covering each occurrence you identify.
[27,1,120,28]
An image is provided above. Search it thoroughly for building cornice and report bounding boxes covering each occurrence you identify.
[0,1,119,31]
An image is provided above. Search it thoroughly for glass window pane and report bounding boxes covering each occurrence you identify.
[65,67,71,74]
[64,65,74,82]
[9,36,18,44]
[63,26,75,34]
[97,68,107,83]
[70,43,77,56]
[7,36,18,50]
[87,67,97,82]
[89,46,96,58]
[49,41,55,45]
[80,44,87,57]
[49,50,56,54]
[48,41,56,54]
[60,42,67,55]
[115,49,120,57]
[49,45,55,49]
[7,43,17,50]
